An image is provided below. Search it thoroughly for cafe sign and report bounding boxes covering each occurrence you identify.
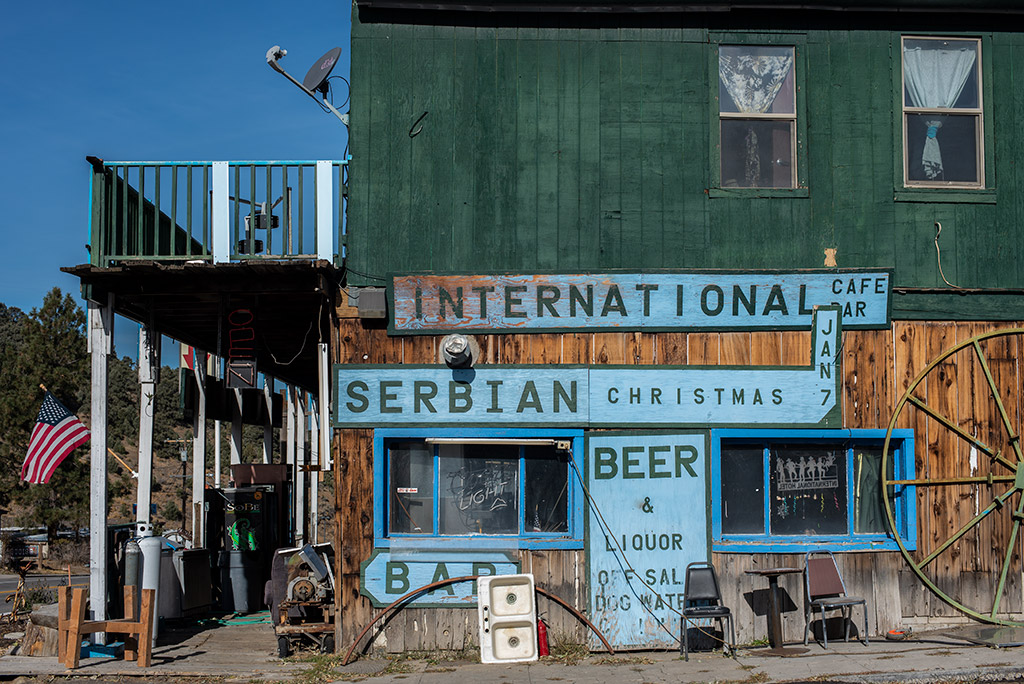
[390,270,890,333]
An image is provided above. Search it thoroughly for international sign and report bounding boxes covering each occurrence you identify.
[335,307,841,428]
[391,271,889,333]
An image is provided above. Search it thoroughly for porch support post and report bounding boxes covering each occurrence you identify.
[310,397,319,544]
[136,325,158,526]
[89,294,113,626]
[295,390,306,546]
[191,350,207,546]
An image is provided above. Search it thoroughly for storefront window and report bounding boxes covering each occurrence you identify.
[713,429,915,552]
[377,429,583,549]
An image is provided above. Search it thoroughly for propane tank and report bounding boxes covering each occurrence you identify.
[537,617,550,657]
[137,534,164,641]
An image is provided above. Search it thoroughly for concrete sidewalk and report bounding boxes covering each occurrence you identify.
[342,634,1024,684]
[4,625,1024,682]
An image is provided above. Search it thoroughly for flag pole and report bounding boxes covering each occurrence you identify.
[39,383,47,392]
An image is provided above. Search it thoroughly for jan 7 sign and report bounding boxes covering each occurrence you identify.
[390,270,890,333]
[586,432,709,650]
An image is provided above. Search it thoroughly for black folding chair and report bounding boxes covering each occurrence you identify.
[680,561,736,660]
[803,550,869,648]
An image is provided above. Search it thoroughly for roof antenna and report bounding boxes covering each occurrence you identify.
[266,46,348,127]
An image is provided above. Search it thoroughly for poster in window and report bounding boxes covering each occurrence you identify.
[769,446,847,536]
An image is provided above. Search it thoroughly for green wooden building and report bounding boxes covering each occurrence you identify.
[333,0,1024,654]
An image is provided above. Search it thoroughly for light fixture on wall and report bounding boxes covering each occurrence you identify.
[441,334,475,368]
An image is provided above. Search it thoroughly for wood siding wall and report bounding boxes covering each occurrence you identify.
[334,318,1024,649]
[347,16,1024,305]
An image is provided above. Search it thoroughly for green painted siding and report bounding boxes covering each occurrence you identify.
[347,12,1024,316]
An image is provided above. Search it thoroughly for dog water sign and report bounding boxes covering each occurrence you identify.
[586,432,709,650]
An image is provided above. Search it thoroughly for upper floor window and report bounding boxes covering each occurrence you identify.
[718,45,797,189]
[902,36,984,188]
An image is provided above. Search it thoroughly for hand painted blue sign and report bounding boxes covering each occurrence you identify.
[391,271,890,333]
[360,550,520,607]
[587,432,708,650]
[335,308,841,428]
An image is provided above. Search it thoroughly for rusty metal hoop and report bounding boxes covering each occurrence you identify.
[882,327,1024,626]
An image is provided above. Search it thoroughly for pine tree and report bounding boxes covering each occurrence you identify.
[5,288,91,537]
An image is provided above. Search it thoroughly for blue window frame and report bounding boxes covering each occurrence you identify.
[374,428,585,550]
[711,429,916,553]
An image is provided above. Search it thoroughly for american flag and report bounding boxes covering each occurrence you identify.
[20,392,90,485]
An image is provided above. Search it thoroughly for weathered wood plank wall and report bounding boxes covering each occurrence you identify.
[348,15,1024,308]
[335,318,1024,649]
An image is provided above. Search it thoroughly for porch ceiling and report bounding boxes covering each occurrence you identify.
[63,260,339,392]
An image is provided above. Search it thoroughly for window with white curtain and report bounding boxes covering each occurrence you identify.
[718,45,797,189]
[902,36,983,187]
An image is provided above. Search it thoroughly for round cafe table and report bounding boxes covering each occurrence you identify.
[745,567,809,656]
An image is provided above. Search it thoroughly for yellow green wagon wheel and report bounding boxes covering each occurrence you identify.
[883,327,1024,626]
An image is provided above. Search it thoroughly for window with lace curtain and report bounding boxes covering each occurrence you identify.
[902,36,984,188]
[718,45,797,189]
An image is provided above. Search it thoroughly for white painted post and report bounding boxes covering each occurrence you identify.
[212,162,230,264]
[263,376,274,465]
[89,295,113,628]
[191,350,207,547]
[285,386,296,545]
[296,391,306,546]
[318,342,331,471]
[310,396,319,544]
[213,355,221,489]
[231,389,243,467]
[315,160,334,262]
[136,326,158,526]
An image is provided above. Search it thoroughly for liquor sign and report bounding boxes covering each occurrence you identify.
[335,308,841,428]
[586,432,708,649]
[391,270,890,333]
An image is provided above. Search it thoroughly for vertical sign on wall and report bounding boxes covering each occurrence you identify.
[586,432,709,650]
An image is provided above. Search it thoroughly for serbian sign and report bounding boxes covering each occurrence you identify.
[335,307,841,428]
[390,270,890,333]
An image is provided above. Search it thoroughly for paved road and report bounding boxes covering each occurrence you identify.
[0,573,89,606]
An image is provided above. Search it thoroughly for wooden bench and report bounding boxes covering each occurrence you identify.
[58,585,155,669]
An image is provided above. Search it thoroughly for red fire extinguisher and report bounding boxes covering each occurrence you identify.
[537,617,550,657]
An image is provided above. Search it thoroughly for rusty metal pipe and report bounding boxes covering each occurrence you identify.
[341,575,613,666]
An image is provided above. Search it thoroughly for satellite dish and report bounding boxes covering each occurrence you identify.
[302,47,342,95]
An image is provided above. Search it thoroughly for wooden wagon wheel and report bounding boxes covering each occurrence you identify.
[882,327,1024,626]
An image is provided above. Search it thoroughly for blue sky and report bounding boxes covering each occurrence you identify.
[1,1,350,359]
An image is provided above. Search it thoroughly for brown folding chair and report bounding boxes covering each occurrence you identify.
[803,550,868,648]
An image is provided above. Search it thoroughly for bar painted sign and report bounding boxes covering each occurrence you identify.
[587,432,708,650]
[335,307,841,428]
[390,270,890,333]
[360,550,520,607]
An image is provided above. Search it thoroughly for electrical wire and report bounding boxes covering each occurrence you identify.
[934,221,962,289]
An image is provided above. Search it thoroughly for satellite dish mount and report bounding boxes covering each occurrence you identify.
[266,46,347,127]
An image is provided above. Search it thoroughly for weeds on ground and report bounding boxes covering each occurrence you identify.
[543,631,590,665]
[593,654,656,665]
[280,651,413,683]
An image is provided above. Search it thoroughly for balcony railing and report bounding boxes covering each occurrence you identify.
[87,158,346,267]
